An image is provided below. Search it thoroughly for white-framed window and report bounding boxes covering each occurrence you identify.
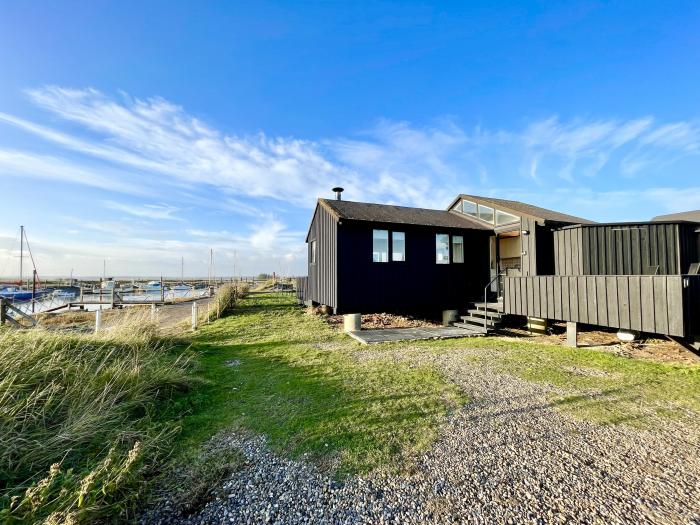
[478,204,494,224]
[310,239,317,264]
[495,210,519,226]
[462,200,478,218]
[392,232,406,261]
[373,229,389,262]
[452,235,464,263]
[436,234,450,264]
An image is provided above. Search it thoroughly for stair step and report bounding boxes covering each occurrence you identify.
[453,322,489,334]
[460,315,502,326]
[466,309,503,319]
[471,302,504,313]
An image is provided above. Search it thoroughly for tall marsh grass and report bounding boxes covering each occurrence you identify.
[0,311,193,523]
[206,282,247,322]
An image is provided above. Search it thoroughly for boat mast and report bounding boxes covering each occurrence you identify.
[181,256,184,283]
[19,225,23,288]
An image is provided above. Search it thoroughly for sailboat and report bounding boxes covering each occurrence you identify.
[0,226,49,302]
[172,256,192,291]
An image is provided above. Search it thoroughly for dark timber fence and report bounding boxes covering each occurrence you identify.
[503,275,700,338]
[553,223,698,276]
[296,276,309,304]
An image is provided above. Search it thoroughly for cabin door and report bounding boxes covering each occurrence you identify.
[493,232,522,298]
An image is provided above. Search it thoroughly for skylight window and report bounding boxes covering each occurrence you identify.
[495,210,519,226]
[478,204,494,223]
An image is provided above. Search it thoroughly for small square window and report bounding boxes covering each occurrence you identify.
[452,235,464,263]
[373,230,389,262]
[436,234,450,264]
[310,240,317,264]
[392,232,406,261]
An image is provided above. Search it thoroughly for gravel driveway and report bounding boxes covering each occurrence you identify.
[143,347,700,525]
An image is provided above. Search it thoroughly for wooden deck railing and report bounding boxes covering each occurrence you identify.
[503,275,700,338]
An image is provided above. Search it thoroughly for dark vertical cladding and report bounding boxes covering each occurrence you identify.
[336,221,490,314]
[307,204,338,310]
[520,217,538,276]
[504,275,692,338]
[553,223,697,276]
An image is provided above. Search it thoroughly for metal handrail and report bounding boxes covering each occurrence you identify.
[482,272,505,333]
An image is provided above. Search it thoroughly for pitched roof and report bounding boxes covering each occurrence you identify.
[651,210,700,223]
[452,194,594,224]
[318,199,491,230]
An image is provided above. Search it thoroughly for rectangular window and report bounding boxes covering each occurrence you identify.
[310,240,317,264]
[495,210,519,226]
[452,235,464,263]
[436,233,450,264]
[462,200,478,218]
[478,204,494,224]
[392,232,406,261]
[373,230,389,262]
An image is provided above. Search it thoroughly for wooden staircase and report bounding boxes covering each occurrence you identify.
[453,300,504,334]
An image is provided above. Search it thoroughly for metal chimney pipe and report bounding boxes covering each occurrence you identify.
[332,187,344,200]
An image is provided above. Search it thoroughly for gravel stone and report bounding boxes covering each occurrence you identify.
[141,347,700,524]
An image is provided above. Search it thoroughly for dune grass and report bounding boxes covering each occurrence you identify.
[0,311,194,524]
[169,292,467,476]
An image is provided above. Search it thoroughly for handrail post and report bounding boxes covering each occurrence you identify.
[483,272,504,334]
[0,298,6,325]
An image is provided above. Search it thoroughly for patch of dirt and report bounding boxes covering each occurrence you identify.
[500,323,700,365]
[313,308,441,330]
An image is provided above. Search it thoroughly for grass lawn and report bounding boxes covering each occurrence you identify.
[170,292,467,475]
[397,335,700,429]
[173,293,700,478]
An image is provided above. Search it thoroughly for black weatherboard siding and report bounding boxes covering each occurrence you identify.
[304,199,490,314]
[336,220,490,314]
[554,223,700,276]
[306,203,338,310]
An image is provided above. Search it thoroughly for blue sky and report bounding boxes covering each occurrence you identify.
[1,1,700,278]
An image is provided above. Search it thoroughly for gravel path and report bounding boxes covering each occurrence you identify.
[156,297,215,331]
[142,347,700,525]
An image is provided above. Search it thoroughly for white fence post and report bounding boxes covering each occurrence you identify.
[151,303,157,321]
[95,309,102,332]
[191,301,198,330]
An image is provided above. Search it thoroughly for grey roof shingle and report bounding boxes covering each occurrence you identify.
[456,194,593,224]
[651,210,700,223]
[318,199,491,230]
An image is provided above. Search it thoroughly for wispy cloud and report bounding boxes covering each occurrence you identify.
[103,201,182,220]
[3,86,700,210]
[2,85,700,276]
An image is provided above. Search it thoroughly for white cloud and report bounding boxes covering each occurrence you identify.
[2,85,700,276]
[0,148,141,194]
[103,201,182,221]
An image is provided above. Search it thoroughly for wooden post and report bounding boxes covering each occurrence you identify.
[0,298,6,325]
[32,270,37,313]
[111,289,115,308]
[191,301,198,330]
[566,322,578,347]
[160,276,165,303]
[95,309,103,332]
[344,313,361,332]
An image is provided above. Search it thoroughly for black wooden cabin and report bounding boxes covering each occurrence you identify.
[303,198,491,314]
[299,192,700,346]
